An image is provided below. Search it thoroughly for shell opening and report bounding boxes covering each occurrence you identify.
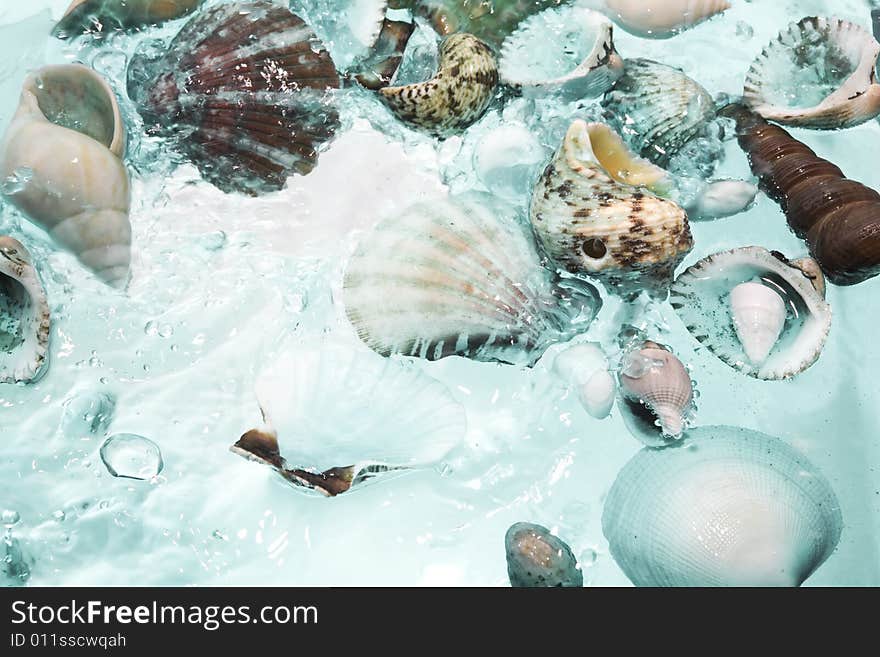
[584,123,669,189]
[31,68,117,149]
[0,272,28,354]
[581,238,607,260]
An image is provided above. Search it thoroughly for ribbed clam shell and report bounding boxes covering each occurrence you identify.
[379,33,498,136]
[54,0,204,37]
[617,341,694,445]
[604,0,730,38]
[670,246,832,380]
[530,120,693,300]
[505,522,583,587]
[233,345,466,496]
[602,426,843,587]
[128,0,341,196]
[499,5,623,98]
[725,104,880,286]
[553,342,616,419]
[343,193,601,367]
[744,17,880,129]
[0,238,50,384]
[602,58,715,167]
[730,282,786,366]
[291,0,389,70]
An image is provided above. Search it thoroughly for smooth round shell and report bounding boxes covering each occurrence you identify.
[604,0,730,39]
[553,342,616,419]
[505,522,583,587]
[54,0,204,37]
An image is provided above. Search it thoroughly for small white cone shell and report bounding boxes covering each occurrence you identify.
[730,281,786,366]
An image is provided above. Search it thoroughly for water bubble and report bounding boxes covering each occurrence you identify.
[144,320,159,336]
[1,510,20,529]
[199,230,227,252]
[579,548,599,567]
[59,389,116,438]
[100,434,164,480]
[52,510,66,522]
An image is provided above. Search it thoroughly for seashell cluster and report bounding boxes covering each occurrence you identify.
[379,33,498,136]
[499,5,623,99]
[0,64,131,287]
[602,426,843,587]
[530,120,693,300]
[53,0,204,37]
[127,0,341,196]
[0,237,50,384]
[344,193,601,367]
[670,246,832,380]
[725,104,880,286]
[617,340,695,446]
[552,342,616,420]
[505,522,582,587]
[602,0,730,39]
[744,17,880,130]
[232,345,467,496]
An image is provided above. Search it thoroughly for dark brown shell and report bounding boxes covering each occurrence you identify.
[726,104,880,286]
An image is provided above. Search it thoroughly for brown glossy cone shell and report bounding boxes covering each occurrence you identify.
[726,104,880,286]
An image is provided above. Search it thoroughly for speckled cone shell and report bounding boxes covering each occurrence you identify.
[379,33,498,136]
[604,0,730,38]
[0,237,50,384]
[744,17,880,130]
[530,120,693,299]
[54,0,204,36]
[618,341,694,438]
[730,281,786,366]
[505,522,583,587]
[602,426,843,587]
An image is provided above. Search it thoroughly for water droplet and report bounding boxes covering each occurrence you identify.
[144,320,159,336]
[52,510,66,522]
[1,510,20,529]
[100,434,164,480]
[579,548,598,567]
[199,230,227,251]
[59,389,116,438]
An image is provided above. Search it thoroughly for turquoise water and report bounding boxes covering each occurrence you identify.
[0,0,878,586]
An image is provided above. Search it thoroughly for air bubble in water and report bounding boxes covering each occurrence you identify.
[100,434,164,480]
[1,510,20,529]
[60,389,116,438]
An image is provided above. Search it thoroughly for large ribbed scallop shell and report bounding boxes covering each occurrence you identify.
[603,0,730,39]
[670,247,831,380]
[379,33,498,136]
[343,193,602,367]
[499,5,623,99]
[602,426,843,587]
[128,0,341,196]
[530,120,693,300]
[744,17,880,129]
[232,344,466,496]
[54,0,204,37]
[602,58,716,167]
[0,238,50,384]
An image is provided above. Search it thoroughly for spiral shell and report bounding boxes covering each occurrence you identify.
[725,104,880,286]
[603,0,730,39]
[54,0,204,37]
[530,120,693,300]
[505,522,583,587]
[602,426,843,587]
[744,17,880,130]
[379,33,498,136]
[0,64,131,286]
[729,281,786,367]
[0,237,50,384]
[343,193,601,367]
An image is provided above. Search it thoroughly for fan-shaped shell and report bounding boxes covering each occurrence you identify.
[505,522,583,587]
[379,33,498,136]
[0,64,131,286]
[670,247,831,380]
[54,0,204,37]
[343,193,602,367]
[530,120,693,300]
[603,0,730,39]
[552,342,616,419]
[602,425,843,587]
[602,58,715,167]
[127,0,341,196]
[0,237,50,384]
[499,5,623,98]
[232,344,466,496]
[744,17,880,129]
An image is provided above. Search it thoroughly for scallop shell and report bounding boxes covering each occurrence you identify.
[602,425,843,587]
[552,342,616,419]
[744,17,880,130]
[730,282,786,367]
[505,522,583,587]
[670,246,832,380]
[499,5,623,98]
[232,344,466,496]
[0,237,50,384]
[602,58,716,167]
[53,0,204,37]
[343,193,602,367]
[291,0,390,71]
[530,120,693,300]
[603,0,730,39]
[617,340,695,446]
[379,33,498,136]
[127,0,341,196]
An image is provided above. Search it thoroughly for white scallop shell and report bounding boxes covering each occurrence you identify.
[670,247,831,380]
[730,281,786,366]
[603,0,730,39]
[744,17,880,129]
[0,237,50,384]
[499,5,623,98]
[344,193,602,367]
[552,342,616,419]
[602,425,843,587]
